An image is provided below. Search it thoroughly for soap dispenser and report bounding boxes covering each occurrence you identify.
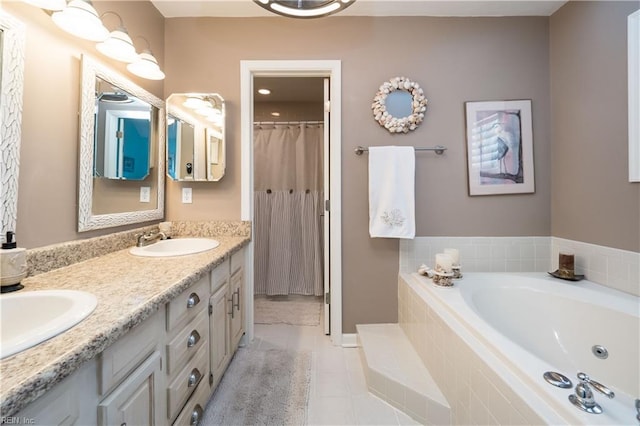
[0,231,27,293]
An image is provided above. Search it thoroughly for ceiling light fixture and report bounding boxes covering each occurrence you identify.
[96,11,138,63]
[253,0,355,19]
[127,36,165,80]
[258,88,271,95]
[52,0,109,42]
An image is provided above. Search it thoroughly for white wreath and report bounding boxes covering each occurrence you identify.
[371,76,428,133]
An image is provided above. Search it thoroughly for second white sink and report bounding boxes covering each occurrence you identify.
[129,238,220,257]
[1,290,97,359]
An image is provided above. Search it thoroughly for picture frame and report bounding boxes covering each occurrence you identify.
[464,99,535,196]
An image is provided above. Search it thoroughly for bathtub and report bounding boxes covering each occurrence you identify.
[399,272,639,425]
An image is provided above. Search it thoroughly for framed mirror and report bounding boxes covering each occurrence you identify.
[371,76,428,133]
[78,55,165,231]
[166,93,225,181]
[0,11,25,238]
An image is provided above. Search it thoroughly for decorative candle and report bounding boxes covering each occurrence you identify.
[559,252,575,276]
[444,248,459,266]
[435,253,453,273]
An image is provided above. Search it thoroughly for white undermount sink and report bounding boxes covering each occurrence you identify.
[129,238,220,257]
[0,290,97,359]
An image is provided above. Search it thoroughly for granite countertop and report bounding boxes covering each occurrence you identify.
[0,234,249,417]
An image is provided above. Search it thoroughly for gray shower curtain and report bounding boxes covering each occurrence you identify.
[253,122,324,296]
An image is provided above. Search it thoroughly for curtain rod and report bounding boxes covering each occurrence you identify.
[354,145,447,155]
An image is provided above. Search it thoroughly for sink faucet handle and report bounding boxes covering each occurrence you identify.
[577,372,615,399]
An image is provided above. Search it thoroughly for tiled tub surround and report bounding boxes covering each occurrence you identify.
[0,227,250,417]
[398,272,640,425]
[401,236,640,296]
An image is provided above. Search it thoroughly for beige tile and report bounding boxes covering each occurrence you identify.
[352,394,402,425]
[307,395,356,426]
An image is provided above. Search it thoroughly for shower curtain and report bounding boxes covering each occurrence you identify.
[253,122,324,296]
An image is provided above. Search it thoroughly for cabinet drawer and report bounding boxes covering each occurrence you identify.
[167,275,208,331]
[211,258,229,293]
[167,344,208,422]
[166,308,208,375]
[230,248,244,275]
[99,309,162,396]
[171,374,211,426]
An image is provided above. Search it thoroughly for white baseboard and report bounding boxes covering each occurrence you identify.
[341,333,358,347]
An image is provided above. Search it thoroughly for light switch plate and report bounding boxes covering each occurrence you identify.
[182,187,193,204]
[140,186,151,203]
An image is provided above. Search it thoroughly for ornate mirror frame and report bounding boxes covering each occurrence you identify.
[78,55,165,231]
[0,11,25,237]
[371,76,427,134]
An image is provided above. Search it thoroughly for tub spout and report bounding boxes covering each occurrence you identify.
[569,372,614,414]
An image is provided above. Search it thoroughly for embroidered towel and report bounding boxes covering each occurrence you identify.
[368,146,415,238]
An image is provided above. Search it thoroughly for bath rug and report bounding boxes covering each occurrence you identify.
[254,298,322,326]
[202,345,312,426]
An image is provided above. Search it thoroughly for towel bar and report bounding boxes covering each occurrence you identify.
[354,145,447,156]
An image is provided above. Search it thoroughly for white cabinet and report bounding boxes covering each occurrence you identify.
[98,351,164,426]
[209,283,230,388]
[15,358,98,425]
[229,248,245,352]
[165,275,210,424]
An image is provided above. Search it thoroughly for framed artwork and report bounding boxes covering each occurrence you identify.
[465,99,535,196]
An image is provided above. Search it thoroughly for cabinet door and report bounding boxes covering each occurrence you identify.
[209,283,229,388]
[229,270,244,351]
[98,351,164,426]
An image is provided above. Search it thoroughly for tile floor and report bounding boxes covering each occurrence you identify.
[253,320,422,425]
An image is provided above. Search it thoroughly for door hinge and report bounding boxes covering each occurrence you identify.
[208,303,213,316]
[325,199,330,212]
[324,100,331,112]
[325,291,330,304]
[209,372,214,386]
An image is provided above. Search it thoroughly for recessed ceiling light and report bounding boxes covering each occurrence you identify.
[271,112,280,117]
[258,88,271,95]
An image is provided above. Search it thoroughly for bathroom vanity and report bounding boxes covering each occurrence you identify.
[0,232,248,425]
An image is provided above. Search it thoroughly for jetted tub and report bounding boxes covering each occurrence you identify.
[404,272,639,425]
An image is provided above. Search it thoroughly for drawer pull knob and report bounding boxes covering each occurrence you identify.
[187,330,201,348]
[190,404,203,425]
[188,368,202,388]
[187,293,200,309]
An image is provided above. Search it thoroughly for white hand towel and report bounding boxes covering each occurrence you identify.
[368,146,415,239]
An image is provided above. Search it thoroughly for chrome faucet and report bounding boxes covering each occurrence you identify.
[568,372,614,414]
[136,231,167,247]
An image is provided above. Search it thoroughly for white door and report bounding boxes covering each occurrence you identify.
[323,78,331,335]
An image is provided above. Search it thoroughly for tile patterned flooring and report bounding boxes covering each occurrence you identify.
[253,321,422,425]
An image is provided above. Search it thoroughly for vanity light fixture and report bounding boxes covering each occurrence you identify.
[253,0,355,19]
[183,96,210,109]
[127,37,165,80]
[20,0,66,11]
[52,0,109,42]
[96,12,138,63]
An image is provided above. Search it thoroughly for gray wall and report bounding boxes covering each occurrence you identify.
[550,1,640,252]
[164,16,552,332]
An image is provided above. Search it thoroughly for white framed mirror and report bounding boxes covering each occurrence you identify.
[0,11,25,238]
[166,93,225,181]
[78,55,165,231]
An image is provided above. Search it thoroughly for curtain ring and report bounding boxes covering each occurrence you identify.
[266,189,272,194]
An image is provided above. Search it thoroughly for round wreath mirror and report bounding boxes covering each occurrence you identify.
[371,76,428,133]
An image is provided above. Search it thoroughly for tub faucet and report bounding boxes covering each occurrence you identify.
[568,372,614,414]
[136,231,167,247]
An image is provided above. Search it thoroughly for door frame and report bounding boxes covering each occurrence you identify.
[240,60,343,346]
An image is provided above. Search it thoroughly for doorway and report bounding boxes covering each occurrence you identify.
[240,60,343,346]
